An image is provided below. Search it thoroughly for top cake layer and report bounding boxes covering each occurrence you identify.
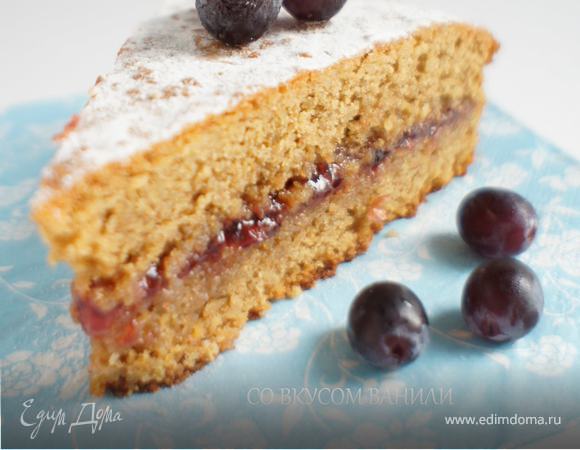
[35,0,451,201]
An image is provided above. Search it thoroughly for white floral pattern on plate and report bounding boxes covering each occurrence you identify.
[514,335,577,377]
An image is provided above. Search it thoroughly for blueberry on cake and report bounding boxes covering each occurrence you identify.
[32,0,498,395]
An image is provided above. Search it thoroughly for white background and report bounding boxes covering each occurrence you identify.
[0,0,578,160]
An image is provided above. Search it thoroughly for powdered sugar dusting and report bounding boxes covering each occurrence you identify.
[35,0,452,204]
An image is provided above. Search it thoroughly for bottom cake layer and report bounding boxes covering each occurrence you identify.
[90,105,481,395]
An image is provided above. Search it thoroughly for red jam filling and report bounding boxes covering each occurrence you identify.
[72,264,164,346]
[74,162,345,343]
[178,162,343,279]
[73,105,470,346]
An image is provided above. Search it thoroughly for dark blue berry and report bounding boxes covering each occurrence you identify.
[347,282,429,369]
[283,0,348,22]
[457,187,538,258]
[462,258,544,342]
[196,0,282,46]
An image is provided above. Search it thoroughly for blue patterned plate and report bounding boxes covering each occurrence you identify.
[1,99,579,448]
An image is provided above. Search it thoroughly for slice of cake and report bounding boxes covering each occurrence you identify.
[32,0,498,395]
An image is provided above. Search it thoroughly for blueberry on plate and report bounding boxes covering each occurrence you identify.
[457,187,538,258]
[196,0,282,46]
[347,282,429,369]
[283,0,348,22]
[462,257,544,342]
